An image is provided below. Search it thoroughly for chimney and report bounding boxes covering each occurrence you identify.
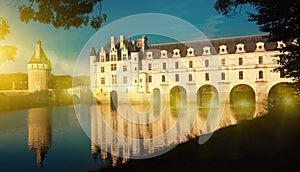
[120,35,125,49]
[111,36,116,49]
[35,40,41,59]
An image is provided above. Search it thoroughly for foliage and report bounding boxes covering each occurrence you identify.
[18,0,107,30]
[0,73,28,90]
[0,17,17,64]
[0,18,10,40]
[214,0,300,82]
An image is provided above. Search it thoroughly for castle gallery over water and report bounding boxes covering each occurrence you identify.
[89,35,292,105]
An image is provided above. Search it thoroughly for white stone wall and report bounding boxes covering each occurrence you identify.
[91,38,292,103]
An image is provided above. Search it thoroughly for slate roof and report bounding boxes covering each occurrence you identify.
[28,40,51,66]
[148,34,277,59]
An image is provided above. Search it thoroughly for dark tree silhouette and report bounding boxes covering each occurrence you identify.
[215,0,300,82]
[18,0,107,30]
[0,0,107,63]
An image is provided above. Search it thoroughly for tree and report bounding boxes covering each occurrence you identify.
[1,0,106,63]
[214,0,300,83]
[18,0,107,30]
[0,18,17,64]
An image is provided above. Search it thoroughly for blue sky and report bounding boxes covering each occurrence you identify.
[0,0,263,75]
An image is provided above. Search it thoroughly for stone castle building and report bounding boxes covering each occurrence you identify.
[27,40,52,92]
[90,34,290,105]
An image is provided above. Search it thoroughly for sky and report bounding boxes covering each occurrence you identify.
[0,0,263,75]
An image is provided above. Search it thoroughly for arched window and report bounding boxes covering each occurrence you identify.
[162,75,166,82]
[259,71,263,79]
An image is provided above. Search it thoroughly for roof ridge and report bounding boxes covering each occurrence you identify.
[150,34,269,46]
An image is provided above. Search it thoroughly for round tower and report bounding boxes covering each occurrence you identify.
[27,40,52,92]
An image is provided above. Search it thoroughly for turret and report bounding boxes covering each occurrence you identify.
[90,46,97,89]
[27,40,51,92]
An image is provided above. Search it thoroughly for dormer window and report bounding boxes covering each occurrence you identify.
[203,46,211,55]
[173,49,181,58]
[256,42,265,51]
[186,48,195,57]
[219,45,228,54]
[161,50,168,58]
[236,43,245,53]
[146,51,153,59]
[277,41,286,49]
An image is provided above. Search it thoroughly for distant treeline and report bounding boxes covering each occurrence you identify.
[0,73,90,90]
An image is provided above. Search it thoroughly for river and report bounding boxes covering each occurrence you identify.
[0,102,266,171]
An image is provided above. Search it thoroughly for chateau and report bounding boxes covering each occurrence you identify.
[90,35,290,105]
[27,40,52,92]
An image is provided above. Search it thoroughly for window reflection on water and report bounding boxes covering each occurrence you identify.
[82,101,263,167]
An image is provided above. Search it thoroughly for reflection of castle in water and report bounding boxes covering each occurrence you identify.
[86,102,263,167]
[27,108,52,167]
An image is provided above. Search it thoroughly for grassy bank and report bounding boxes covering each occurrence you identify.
[0,90,73,112]
[101,105,300,171]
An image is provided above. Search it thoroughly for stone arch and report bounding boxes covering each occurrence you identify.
[110,90,118,110]
[230,84,255,106]
[170,86,187,108]
[268,82,298,105]
[197,85,219,107]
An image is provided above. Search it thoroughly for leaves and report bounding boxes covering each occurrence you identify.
[0,17,10,40]
[215,0,300,82]
[0,45,17,64]
[18,0,107,30]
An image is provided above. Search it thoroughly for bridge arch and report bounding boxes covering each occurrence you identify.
[230,84,255,106]
[169,86,187,108]
[197,85,219,107]
[268,82,298,105]
[110,90,118,110]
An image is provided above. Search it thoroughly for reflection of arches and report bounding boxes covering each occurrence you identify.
[268,82,298,105]
[110,90,118,110]
[197,85,218,107]
[230,84,255,105]
[153,88,161,106]
[170,86,186,108]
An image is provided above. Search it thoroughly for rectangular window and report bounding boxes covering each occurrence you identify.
[259,71,263,79]
[123,65,127,72]
[188,74,192,81]
[239,71,243,80]
[122,54,127,60]
[100,67,105,73]
[238,57,243,65]
[123,76,127,84]
[175,62,179,69]
[205,60,209,67]
[189,61,193,68]
[221,72,225,80]
[175,74,179,82]
[111,54,117,61]
[205,73,209,81]
[258,56,263,64]
[148,75,152,83]
[280,71,286,78]
[162,75,165,82]
[111,64,117,71]
[221,58,226,66]
[112,75,117,84]
[162,62,166,70]
[148,63,152,71]
[101,77,105,85]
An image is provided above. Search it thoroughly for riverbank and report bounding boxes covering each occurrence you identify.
[0,90,73,112]
[101,105,300,171]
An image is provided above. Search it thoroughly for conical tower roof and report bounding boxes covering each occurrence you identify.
[28,40,51,68]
